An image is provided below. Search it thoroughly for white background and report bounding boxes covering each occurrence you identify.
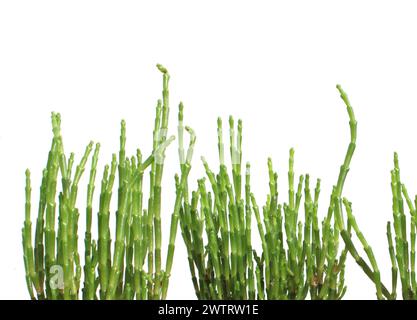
[1,0,417,300]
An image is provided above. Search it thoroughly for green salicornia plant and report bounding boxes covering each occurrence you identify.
[22,65,196,300]
[178,116,253,300]
[250,151,350,300]
[178,85,356,300]
[339,153,417,300]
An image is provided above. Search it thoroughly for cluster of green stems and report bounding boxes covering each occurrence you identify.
[22,65,196,300]
[179,85,355,300]
[340,153,417,300]
[22,65,417,300]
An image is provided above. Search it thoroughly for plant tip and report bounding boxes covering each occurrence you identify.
[156,64,168,74]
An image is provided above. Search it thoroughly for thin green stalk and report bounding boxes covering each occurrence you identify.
[162,125,196,299]
[83,143,100,299]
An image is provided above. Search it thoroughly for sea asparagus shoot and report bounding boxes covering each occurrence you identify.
[340,153,417,300]
[22,65,196,300]
[178,85,357,300]
[23,66,404,300]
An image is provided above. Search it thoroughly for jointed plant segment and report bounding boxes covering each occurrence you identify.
[178,85,356,300]
[22,65,196,300]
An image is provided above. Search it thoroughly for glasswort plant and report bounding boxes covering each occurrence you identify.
[22,65,196,300]
[339,153,417,300]
[178,85,356,300]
